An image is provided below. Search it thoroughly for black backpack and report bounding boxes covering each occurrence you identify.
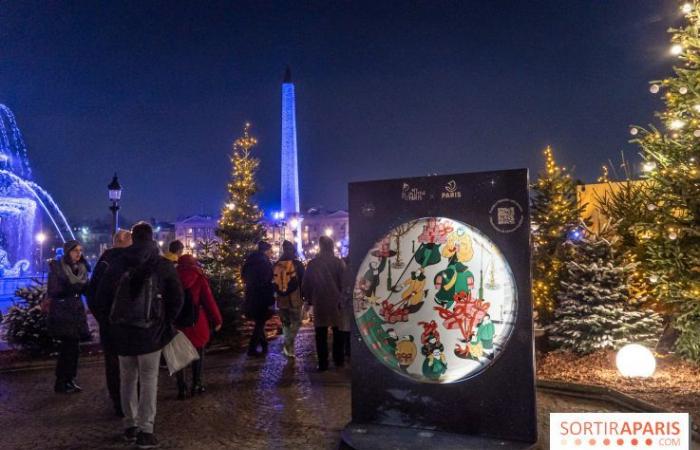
[175,288,199,328]
[109,269,161,328]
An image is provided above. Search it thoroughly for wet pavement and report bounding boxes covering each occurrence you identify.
[0,326,638,449]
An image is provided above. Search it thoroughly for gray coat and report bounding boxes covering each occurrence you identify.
[302,253,345,328]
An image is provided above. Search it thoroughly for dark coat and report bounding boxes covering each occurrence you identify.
[176,255,223,349]
[302,253,345,328]
[241,251,274,321]
[46,258,91,340]
[86,247,126,352]
[94,241,184,356]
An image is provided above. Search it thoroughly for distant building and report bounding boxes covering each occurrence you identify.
[152,221,176,252]
[174,215,220,255]
[71,222,112,265]
[576,180,645,233]
[264,208,349,259]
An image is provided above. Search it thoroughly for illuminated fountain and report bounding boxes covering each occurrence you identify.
[0,104,74,279]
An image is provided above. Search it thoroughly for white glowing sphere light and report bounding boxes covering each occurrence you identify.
[616,344,656,378]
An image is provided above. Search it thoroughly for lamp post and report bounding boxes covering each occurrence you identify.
[35,232,46,277]
[108,173,122,237]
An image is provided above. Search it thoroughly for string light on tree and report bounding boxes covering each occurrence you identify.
[531,145,583,323]
[215,122,266,291]
[630,0,700,362]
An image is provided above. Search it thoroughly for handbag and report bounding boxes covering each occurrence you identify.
[162,331,200,376]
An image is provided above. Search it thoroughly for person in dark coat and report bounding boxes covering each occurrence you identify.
[302,236,346,371]
[47,239,91,394]
[94,222,183,448]
[273,240,305,358]
[175,253,222,399]
[86,229,132,416]
[241,241,274,357]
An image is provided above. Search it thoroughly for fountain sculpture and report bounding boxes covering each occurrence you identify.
[0,104,74,279]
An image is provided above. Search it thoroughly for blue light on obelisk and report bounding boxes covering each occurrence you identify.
[280,66,303,254]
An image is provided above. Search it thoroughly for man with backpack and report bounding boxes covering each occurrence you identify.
[94,222,183,449]
[273,240,305,358]
[86,229,132,417]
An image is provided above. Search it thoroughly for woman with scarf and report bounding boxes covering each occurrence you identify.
[47,240,91,394]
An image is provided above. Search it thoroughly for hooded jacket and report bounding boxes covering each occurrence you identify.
[241,251,274,320]
[176,254,222,348]
[94,240,184,356]
[302,239,345,327]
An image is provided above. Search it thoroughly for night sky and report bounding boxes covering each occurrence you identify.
[0,1,682,223]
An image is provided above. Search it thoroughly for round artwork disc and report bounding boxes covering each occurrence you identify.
[353,217,517,383]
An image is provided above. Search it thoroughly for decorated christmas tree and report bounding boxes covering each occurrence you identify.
[216,122,266,293]
[629,1,700,361]
[547,232,662,354]
[531,146,583,323]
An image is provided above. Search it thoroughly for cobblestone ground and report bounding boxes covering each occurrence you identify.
[0,327,647,450]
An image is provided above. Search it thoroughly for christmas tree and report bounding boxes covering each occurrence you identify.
[547,232,662,355]
[596,162,653,307]
[531,146,583,323]
[629,1,700,361]
[216,122,266,292]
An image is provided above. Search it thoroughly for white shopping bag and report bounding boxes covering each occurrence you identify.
[162,331,200,376]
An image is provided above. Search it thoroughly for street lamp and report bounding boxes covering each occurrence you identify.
[108,173,122,236]
[36,232,46,276]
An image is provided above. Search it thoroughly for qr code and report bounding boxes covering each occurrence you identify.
[497,207,515,225]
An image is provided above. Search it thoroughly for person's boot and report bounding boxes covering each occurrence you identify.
[136,431,159,449]
[191,383,206,395]
[54,380,78,394]
[123,427,139,442]
[67,379,82,392]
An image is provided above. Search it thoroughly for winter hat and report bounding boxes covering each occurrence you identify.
[281,240,296,258]
[258,241,272,253]
[319,236,334,255]
[63,239,81,254]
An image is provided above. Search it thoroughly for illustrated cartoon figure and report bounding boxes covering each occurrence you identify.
[359,238,396,300]
[419,320,447,380]
[386,328,399,351]
[395,335,417,371]
[425,348,448,380]
[467,333,484,360]
[414,218,453,268]
[433,229,475,308]
[400,269,428,313]
[476,314,496,352]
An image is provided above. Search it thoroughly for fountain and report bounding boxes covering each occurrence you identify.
[0,104,74,292]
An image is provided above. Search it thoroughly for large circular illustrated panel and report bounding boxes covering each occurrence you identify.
[353,217,517,383]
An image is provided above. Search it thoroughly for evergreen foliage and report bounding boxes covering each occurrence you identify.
[3,282,57,355]
[547,233,662,354]
[628,2,700,360]
[215,123,266,293]
[531,146,584,323]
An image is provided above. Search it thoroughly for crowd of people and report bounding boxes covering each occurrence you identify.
[44,222,351,449]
